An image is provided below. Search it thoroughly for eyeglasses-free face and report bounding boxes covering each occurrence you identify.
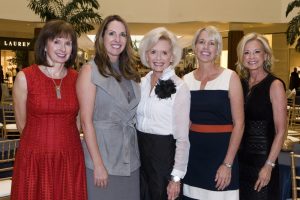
[103,20,127,62]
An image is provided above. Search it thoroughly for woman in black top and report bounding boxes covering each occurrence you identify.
[236,33,286,200]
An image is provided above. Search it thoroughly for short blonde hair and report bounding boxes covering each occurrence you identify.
[192,26,223,58]
[236,32,274,79]
[138,27,182,69]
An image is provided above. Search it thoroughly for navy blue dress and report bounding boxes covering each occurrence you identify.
[182,69,239,200]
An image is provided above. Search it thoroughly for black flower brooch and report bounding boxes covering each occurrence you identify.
[155,79,176,99]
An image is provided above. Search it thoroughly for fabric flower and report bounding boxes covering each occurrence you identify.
[155,79,176,99]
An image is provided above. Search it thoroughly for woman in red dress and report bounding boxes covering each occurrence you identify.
[11,20,87,200]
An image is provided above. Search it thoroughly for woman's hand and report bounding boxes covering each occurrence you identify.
[254,165,272,192]
[167,181,180,200]
[215,164,232,190]
[94,165,109,188]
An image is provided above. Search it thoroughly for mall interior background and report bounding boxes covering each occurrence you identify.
[0,0,299,87]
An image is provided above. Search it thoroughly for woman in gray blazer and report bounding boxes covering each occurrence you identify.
[76,15,141,200]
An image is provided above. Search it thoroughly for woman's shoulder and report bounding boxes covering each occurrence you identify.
[265,73,286,90]
[22,64,38,73]
[140,71,152,83]
[171,74,185,86]
[68,67,78,75]
[67,68,78,81]
[182,70,195,81]
[269,74,286,90]
[21,64,42,81]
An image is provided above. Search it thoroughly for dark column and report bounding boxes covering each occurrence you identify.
[227,30,244,71]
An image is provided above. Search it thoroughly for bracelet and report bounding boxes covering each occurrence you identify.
[223,162,232,168]
[170,175,181,183]
[265,160,276,168]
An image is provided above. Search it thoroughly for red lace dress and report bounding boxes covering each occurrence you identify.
[11,64,87,200]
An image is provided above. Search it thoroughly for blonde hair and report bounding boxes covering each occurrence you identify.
[236,32,274,79]
[192,26,223,58]
[138,27,182,69]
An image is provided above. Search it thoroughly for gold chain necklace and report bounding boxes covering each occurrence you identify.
[44,66,65,99]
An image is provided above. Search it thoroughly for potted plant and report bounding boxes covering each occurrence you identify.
[27,0,102,36]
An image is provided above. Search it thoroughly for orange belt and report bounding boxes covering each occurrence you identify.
[190,124,233,133]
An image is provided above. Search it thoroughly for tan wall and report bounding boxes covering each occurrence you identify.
[168,0,282,23]
[0,0,290,24]
[272,33,290,87]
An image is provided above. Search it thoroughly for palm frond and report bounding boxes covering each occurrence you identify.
[74,0,99,8]
[27,0,102,36]
[61,1,79,18]
[286,0,300,17]
[296,38,300,51]
[286,15,300,45]
[73,23,95,36]
[69,9,102,24]
[68,9,102,36]
[27,0,62,21]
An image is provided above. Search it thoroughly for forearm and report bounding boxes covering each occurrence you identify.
[172,139,190,178]
[223,122,244,164]
[82,121,105,168]
[171,81,190,178]
[266,130,285,163]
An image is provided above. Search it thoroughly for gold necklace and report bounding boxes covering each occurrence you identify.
[44,66,65,99]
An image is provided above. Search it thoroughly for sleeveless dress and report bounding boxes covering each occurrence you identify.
[238,74,281,200]
[83,61,140,200]
[182,69,239,200]
[11,64,87,200]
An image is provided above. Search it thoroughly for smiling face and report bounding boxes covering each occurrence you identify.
[103,20,127,62]
[194,30,218,63]
[242,39,267,71]
[146,39,173,73]
[45,36,72,67]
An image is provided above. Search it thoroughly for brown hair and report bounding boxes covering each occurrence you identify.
[34,19,77,68]
[93,15,140,82]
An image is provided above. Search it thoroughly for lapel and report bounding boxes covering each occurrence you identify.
[91,61,140,111]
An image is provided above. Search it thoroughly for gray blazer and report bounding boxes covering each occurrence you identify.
[82,60,141,176]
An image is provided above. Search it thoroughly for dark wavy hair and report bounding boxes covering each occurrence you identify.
[34,19,77,68]
[93,15,140,82]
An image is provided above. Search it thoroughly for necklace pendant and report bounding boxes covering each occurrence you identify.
[55,86,62,99]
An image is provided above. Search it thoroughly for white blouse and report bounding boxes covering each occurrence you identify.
[136,67,191,178]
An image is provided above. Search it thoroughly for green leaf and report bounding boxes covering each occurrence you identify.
[286,0,300,17]
[27,0,102,36]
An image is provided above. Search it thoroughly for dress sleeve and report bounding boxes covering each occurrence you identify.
[171,80,191,179]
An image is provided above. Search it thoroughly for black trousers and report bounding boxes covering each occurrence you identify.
[137,130,176,200]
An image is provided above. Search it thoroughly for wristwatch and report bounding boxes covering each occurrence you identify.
[170,175,181,183]
[265,160,276,168]
[223,162,232,169]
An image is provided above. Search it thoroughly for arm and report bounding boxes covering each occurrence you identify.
[13,71,27,134]
[76,114,81,132]
[167,80,191,200]
[76,64,108,188]
[255,79,287,191]
[215,71,244,190]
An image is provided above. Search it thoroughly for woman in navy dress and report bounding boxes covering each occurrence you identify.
[182,26,244,200]
[237,33,286,200]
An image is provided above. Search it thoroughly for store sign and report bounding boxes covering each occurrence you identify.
[0,37,32,50]
[4,40,30,47]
